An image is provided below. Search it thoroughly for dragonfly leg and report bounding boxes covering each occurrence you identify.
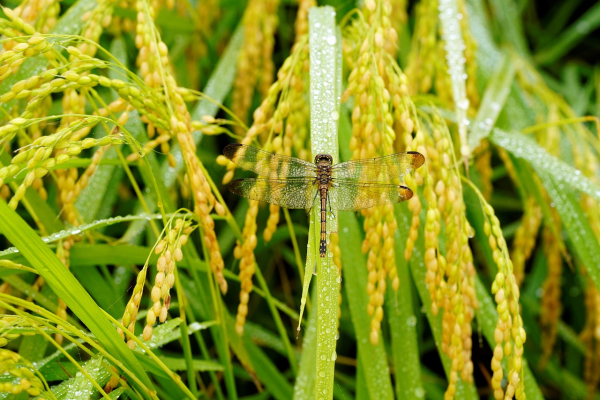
[306,189,319,216]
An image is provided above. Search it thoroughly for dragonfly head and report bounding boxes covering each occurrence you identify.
[314,153,333,165]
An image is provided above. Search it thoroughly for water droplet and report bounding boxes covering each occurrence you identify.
[407,315,417,327]
[331,351,337,361]
[326,35,337,46]
[335,332,340,340]
[319,371,326,377]
[576,21,590,33]
[414,387,426,398]
[331,111,339,121]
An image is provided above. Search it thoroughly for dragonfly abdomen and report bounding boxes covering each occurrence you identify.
[319,187,328,257]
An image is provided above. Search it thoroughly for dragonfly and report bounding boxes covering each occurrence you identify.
[223,143,425,257]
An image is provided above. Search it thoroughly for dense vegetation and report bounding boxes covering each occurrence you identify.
[0,0,599,399]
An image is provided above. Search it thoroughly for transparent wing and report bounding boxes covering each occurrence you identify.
[329,179,413,211]
[332,151,425,182]
[224,143,316,178]
[229,178,317,209]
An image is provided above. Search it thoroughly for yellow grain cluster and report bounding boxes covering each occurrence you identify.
[1,0,58,56]
[135,0,229,293]
[342,0,409,345]
[0,0,233,347]
[405,0,478,109]
[145,218,194,341]
[232,0,280,130]
[0,316,38,347]
[134,0,175,163]
[120,217,194,347]
[414,112,478,399]
[295,0,316,38]
[0,117,123,212]
[219,35,311,184]
[484,204,526,400]
[56,2,115,226]
[233,200,259,335]
[0,349,44,397]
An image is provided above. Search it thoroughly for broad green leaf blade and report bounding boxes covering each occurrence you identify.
[309,7,343,400]
[244,337,294,400]
[293,287,318,399]
[537,171,600,290]
[51,355,109,400]
[486,0,529,56]
[160,357,223,372]
[491,128,600,202]
[338,212,395,400]
[468,54,515,149]
[0,199,154,390]
[386,206,424,399]
[465,0,503,79]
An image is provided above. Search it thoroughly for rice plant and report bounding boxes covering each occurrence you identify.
[0,0,599,399]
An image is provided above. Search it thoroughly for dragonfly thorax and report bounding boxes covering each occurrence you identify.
[315,157,333,186]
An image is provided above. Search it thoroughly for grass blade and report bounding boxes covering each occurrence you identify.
[468,54,515,150]
[491,128,600,202]
[338,212,394,399]
[535,2,600,65]
[0,199,154,390]
[386,216,424,398]
[309,7,342,400]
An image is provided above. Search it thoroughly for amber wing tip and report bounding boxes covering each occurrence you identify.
[399,185,414,200]
[407,151,425,169]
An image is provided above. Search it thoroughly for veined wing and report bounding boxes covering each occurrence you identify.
[332,152,424,182]
[224,143,316,178]
[329,179,413,211]
[229,178,317,209]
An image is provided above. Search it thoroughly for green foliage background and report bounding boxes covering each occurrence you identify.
[0,0,599,399]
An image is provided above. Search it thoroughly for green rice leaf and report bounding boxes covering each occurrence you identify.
[468,54,515,150]
[0,199,154,389]
[491,128,600,202]
[338,212,396,400]
[385,214,424,399]
[537,171,600,290]
[535,2,600,65]
[308,7,343,400]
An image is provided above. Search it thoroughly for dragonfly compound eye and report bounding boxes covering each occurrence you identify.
[314,153,333,164]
